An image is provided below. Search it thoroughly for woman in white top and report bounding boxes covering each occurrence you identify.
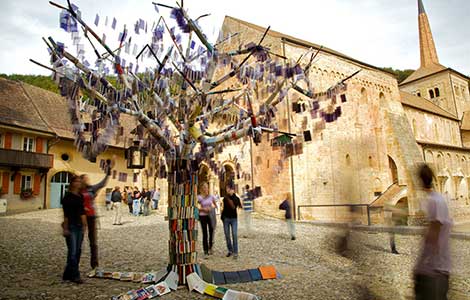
[197,182,217,256]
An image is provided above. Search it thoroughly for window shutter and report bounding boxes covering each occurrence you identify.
[2,172,9,194]
[33,175,41,195]
[36,137,43,153]
[4,133,12,149]
[13,173,21,194]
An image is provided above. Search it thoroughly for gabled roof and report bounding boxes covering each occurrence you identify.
[0,77,136,148]
[224,16,395,77]
[400,63,447,85]
[0,78,53,133]
[400,91,458,120]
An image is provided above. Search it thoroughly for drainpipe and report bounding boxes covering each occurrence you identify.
[282,39,297,220]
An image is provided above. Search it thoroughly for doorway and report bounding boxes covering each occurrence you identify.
[50,171,74,208]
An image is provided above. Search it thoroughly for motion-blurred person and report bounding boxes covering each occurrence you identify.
[111,186,122,225]
[105,189,112,211]
[222,184,242,258]
[125,187,133,214]
[198,182,217,257]
[414,164,452,300]
[242,185,254,238]
[143,188,151,216]
[279,192,296,240]
[61,175,87,284]
[80,162,111,270]
[152,188,160,210]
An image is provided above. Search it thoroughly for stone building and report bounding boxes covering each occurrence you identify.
[0,78,142,214]
[209,0,469,224]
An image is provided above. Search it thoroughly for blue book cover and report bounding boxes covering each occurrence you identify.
[248,268,262,281]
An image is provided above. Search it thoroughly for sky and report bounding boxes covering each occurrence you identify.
[0,0,469,76]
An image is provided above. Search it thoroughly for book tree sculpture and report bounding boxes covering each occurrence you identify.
[31,0,358,298]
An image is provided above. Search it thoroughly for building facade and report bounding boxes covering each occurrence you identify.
[0,78,142,214]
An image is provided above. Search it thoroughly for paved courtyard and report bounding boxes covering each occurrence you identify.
[1,208,469,300]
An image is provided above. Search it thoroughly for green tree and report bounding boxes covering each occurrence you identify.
[381,67,415,83]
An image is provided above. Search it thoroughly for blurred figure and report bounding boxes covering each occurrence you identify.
[214,191,221,215]
[222,184,242,259]
[143,188,151,216]
[198,182,217,257]
[279,192,296,240]
[132,187,141,216]
[152,188,160,210]
[80,162,111,270]
[125,187,133,214]
[414,164,452,300]
[242,185,254,238]
[61,175,87,284]
[105,189,112,211]
[111,186,122,225]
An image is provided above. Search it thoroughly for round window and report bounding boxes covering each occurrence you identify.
[61,153,70,161]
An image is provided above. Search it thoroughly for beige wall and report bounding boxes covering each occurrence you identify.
[403,107,461,146]
[47,140,139,207]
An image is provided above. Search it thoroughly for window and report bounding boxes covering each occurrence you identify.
[429,89,435,99]
[417,92,421,97]
[434,88,440,98]
[112,170,117,179]
[23,137,34,152]
[21,175,32,190]
[118,172,128,182]
[133,173,138,183]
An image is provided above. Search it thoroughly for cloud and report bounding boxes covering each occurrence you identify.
[0,0,468,75]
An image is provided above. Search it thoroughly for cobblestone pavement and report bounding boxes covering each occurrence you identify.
[1,208,469,300]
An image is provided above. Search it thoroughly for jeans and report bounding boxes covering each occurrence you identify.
[112,202,121,224]
[128,202,132,213]
[152,199,159,210]
[143,200,150,216]
[287,218,296,238]
[199,215,214,253]
[414,273,449,300]
[86,216,99,269]
[132,199,140,216]
[223,218,238,254]
[63,224,84,280]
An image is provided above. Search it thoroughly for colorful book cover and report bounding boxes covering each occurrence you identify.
[258,266,277,280]
[247,269,262,281]
[120,272,133,281]
[154,281,171,296]
[203,284,218,296]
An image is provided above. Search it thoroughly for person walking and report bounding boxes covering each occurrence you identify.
[242,185,254,237]
[414,164,452,300]
[221,184,242,258]
[105,189,112,211]
[80,164,111,270]
[279,192,296,240]
[152,188,160,210]
[197,182,217,257]
[111,186,123,225]
[61,175,87,284]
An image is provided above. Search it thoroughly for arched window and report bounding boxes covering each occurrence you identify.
[345,154,351,166]
[417,91,421,97]
[429,89,435,99]
[360,87,368,104]
[434,87,440,98]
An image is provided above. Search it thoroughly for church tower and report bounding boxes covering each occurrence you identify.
[399,0,470,118]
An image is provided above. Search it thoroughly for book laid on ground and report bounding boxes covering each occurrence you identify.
[238,270,251,283]
[224,271,240,284]
[186,272,207,294]
[200,263,213,283]
[164,270,179,290]
[258,266,277,280]
[247,269,262,281]
[212,271,226,285]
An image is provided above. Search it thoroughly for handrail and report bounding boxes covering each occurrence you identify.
[368,182,399,207]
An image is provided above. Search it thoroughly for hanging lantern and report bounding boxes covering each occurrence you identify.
[125,141,147,169]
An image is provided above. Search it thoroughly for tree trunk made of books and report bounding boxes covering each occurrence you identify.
[167,158,198,285]
[37,0,356,292]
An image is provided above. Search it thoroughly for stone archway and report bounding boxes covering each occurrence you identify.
[198,163,210,191]
[219,164,236,198]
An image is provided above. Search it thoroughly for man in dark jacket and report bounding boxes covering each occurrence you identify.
[111,186,123,225]
[279,192,295,240]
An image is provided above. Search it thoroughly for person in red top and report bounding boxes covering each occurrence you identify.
[80,162,111,269]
